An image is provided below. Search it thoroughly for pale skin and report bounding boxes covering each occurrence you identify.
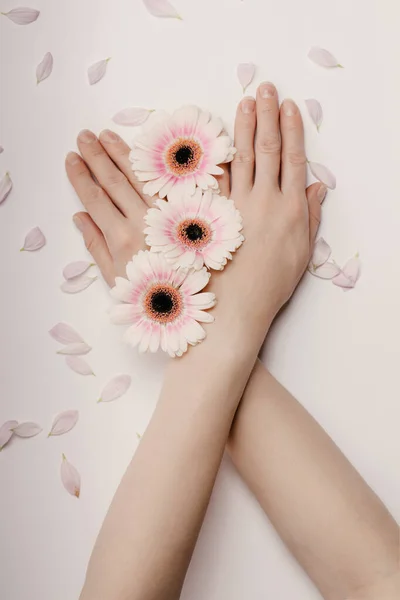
[65,83,399,600]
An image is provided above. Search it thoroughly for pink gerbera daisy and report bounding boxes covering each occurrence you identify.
[144,188,244,271]
[129,106,236,202]
[109,251,216,357]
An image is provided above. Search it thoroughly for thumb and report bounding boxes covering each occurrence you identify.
[306,182,327,247]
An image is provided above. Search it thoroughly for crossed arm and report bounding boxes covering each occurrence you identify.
[66,84,399,600]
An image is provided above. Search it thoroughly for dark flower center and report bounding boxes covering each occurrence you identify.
[185,223,204,242]
[150,291,174,314]
[174,146,194,165]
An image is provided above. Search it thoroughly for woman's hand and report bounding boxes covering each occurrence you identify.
[66,83,325,354]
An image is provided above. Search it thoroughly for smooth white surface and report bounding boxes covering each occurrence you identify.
[1,1,399,598]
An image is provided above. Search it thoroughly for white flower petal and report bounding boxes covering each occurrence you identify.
[20,226,46,251]
[56,343,91,356]
[142,0,182,19]
[180,268,210,295]
[308,161,336,189]
[110,276,134,302]
[110,304,142,324]
[0,172,12,204]
[88,58,111,85]
[61,454,80,498]
[305,99,323,131]
[36,52,53,84]
[49,323,84,345]
[65,356,94,376]
[48,410,79,437]
[98,375,132,403]
[112,107,153,127]
[309,261,341,279]
[63,261,93,280]
[61,275,97,293]
[13,422,42,438]
[237,63,256,93]
[308,47,343,68]
[2,7,39,25]
[0,420,18,450]
[309,237,332,270]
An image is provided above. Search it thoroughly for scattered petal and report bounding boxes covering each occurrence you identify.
[49,322,84,345]
[63,260,94,280]
[143,0,182,19]
[60,454,81,498]
[48,410,79,437]
[61,275,97,293]
[112,107,154,127]
[309,261,341,279]
[56,343,91,356]
[98,374,132,403]
[12,422,42,438]
[237,63,256,93]
[136,432,142,440]
[88,58,111,85]
[309,237,331,271]
[332,255,361,290]
[305,99,323,132]
[308,47,343,69]
[20,226,46,251]
[36,52,53,84]
[65,356,94,376]
[308,161,336,190]
[0,420,18,451]
[1,7,40,25]
[0,172,12,204]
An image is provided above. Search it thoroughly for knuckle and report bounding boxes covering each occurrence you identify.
[115,232,135,257]
[88,144,106,158]
[256,133,281,155]
[286,151,307,166]
[106,170,128,188]
[233,150,255,165]
[86,185,106,204]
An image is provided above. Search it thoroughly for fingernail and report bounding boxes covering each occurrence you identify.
[73,214,84,232]
[100,129,120,143]
[78,129,96,143]
[260,82,276,98]
[241,97,255,114]
[282,99,297,116]
[317,184,327,204]
[66,152,80,166]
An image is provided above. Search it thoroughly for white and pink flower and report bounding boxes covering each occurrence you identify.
[130,106,236,202]
[144,188,244,271]
[110,250,216,357]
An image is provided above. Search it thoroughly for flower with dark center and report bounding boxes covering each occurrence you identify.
[130,105,236,202]
[110,251,216,357]
[145,189,244,271]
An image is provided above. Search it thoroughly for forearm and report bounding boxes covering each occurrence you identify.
[228,360,399,600]
[80,300,269,600]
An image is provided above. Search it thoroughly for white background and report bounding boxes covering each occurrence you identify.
[1,0,399,598]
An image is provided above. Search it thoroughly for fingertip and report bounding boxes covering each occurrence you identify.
[66,151,81,167]
[257,81,277,100]
[238,96,256,115]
